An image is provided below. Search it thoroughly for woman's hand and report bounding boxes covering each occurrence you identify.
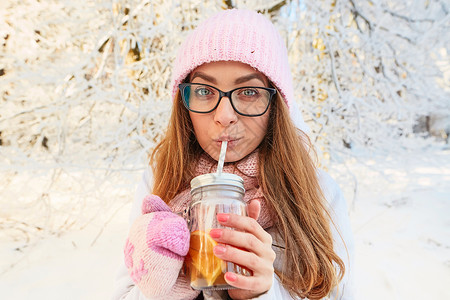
[209,200,276,299]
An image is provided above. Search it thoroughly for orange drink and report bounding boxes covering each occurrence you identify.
[187,173,248,290]
[188,230,225,288]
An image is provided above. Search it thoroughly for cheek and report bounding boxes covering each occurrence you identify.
[246,116,269,141]
[189,113,209,142]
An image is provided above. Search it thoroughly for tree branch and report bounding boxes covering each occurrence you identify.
[383,9,434,23]
[349,0,373,32]
[222,0,234,9]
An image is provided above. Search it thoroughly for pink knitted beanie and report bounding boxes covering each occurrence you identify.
[171,9,292,104]
[171,9,308,132]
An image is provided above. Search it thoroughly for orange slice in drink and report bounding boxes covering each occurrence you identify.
[189,230,223,286]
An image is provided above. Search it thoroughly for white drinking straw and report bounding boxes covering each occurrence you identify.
[217,141,227,176]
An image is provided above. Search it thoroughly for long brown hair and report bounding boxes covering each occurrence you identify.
[151,92,345,299]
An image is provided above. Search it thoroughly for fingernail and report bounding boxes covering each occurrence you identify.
[213,245,226,255]
[217,213,229,222]
[225,272,237,282]
[209,229,222,239]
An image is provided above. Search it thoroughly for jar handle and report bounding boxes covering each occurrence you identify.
[176,207,190,227]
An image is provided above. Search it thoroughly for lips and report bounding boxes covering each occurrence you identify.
[215,136,238,142]
[214,137,241,148]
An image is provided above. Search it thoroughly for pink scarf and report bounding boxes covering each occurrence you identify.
[169,151,274,229]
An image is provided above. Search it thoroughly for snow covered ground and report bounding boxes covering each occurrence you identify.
[1,143,449,300]
[336,145,450,300]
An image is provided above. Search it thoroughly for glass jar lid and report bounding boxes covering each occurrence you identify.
[190,173,245,194]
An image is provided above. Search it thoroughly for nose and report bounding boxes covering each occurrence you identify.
[214,96,238,126]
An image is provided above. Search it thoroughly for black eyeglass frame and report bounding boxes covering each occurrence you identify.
[178,83,277,117]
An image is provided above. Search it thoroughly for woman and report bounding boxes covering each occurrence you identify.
[113,9,354,300]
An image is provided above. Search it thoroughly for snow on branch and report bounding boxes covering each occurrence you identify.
[0,0,448,248]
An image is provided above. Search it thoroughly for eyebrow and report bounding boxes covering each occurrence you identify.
[190,72,267,86]
[234,73,267,85]
[190,72,217,84]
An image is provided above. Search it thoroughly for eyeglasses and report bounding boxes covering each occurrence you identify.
[179,83,276,117]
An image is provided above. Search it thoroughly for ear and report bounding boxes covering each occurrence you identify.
[247,199,261,220]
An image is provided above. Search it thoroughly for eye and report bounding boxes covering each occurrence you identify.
[194,87,213,96]
[242,89,258,96]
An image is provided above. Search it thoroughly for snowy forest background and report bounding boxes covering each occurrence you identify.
[1,0,449,299]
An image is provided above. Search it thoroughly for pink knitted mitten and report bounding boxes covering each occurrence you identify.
[124,195,200,299]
